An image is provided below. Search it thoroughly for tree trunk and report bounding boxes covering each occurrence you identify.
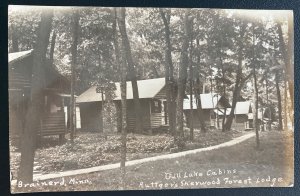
[97,53,104,133]
[219,56,226,132]
[265,72,271,131]
[159,8,176,135]
[11,24,19,52]
[176,9,191,149]
[99,91,104,133]
[222,107,226,131]
[283,75,288,131]
[70,9,80,142]
[189,80,194,140]
[112,8,121,74]
[215,80,220,129]
[253,69,260,149]
[224,25,245,131]
[277,16,294,110]
[277,18,294,131]
[120,66,127,189]
[188,19,194,141]
[194,38,206,132]
[117,7,143,133]
[118,7,128,188]
[275,70,283,130]
[112,8,122,133]
[18,10,53,183]
[224,73,252,131]
[252,28,260,149]
[194,78,206,132]
[49,31,56,65]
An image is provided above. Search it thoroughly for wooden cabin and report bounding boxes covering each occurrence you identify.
[214,101,253,130]
[76,78,168,132]
[234,101,253,130]
[9,50,72,146]
[183,93,231,129]
[248,107,275,130]
[213,108,231,129]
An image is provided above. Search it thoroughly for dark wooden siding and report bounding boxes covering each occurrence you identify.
[9,54,71,145]
[185,112,252,130]
[9,71,31,89]
[9,103,24,138]
[79,102,102,132]
[232,121,246,130]
[9,89,29,143]
[126,99,151,131]
[152,87,166,128]
[40,112,66,136]
[154,86,166,99]
[184,109,212,128]
[9,55,33,89]
[9,94,66,144]
[235,115,248,123]
[232,115,250,130]
[9,55,69,93]
[150,112,162,128]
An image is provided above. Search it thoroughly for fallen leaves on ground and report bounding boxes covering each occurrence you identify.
[11,131,294,193]
[10,128,245,177]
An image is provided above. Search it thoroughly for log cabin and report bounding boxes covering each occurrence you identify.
[9,50,73,146]
[76,78,168,132]
[183,93,231,129]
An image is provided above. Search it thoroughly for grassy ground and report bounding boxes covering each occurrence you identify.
[12,130,294,193]
[10,128,244,180]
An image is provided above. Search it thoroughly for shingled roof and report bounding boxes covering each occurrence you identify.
[76,78,166,103]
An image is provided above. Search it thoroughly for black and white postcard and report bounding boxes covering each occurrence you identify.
[8,5,294,193]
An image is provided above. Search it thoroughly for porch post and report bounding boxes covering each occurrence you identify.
[115,101,122,133]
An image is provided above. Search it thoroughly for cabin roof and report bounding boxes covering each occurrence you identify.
[77,78,166,103]
[54,92,78,98]
[183,93,229,110]
[9,49,70,93]
[214,101,252,116]
[235,101,252,114]
[9,49,33,65]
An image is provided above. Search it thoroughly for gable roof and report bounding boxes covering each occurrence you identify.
[235,101,252,115]
[76,78,166,103]
[9,49,33,65]
[183,93,227,110]
[8,49,70,93]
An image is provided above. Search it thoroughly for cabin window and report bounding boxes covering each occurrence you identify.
[151,100,161,113]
